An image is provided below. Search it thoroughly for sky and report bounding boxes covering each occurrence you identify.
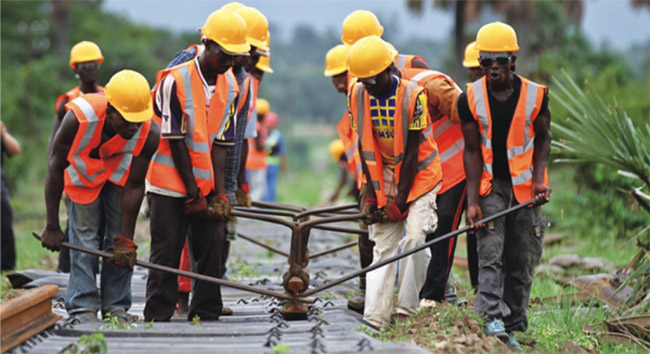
[103,0,650,50]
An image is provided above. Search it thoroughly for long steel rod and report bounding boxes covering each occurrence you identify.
[32,232,297,301]
[252,200,305,213]
[237,233,290,257]
[233,207,297,218]
[300,198,537,297]
[295,204,358,220]
[298,213,364,231]
[309,241,358,259]
[230,210,297,230]
[312,224,369,235]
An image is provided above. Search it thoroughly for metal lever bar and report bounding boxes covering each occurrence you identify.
[300,198,537,297]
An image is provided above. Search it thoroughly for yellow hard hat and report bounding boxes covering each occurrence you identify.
[324,44,350,77]
[384,41,399,60]
[69,41,104,68]
[256,55,273,73]
[347,35,392,78]
[475,22,519,52]
[235,7,269,52]
[462,41,480,68]
[104,70,153,123]
[341,10,384,45]
[256,31,272,56]
[201,9,251,55]
[257,98,270,115]
[221,2,245,11]
[329,139,345,161]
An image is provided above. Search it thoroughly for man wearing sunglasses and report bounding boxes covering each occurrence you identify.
[348,35,443,330]
[50,41,106,274]
[144,8,250,322]
[457,22,552,348]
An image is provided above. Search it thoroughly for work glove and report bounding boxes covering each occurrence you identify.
[108,236,138,269]
[207,193,234,221]
[235,182,252,207]
[41,226,65,252]
[385,200,408,222]
[184,191,208,215]
[361,196,380,224]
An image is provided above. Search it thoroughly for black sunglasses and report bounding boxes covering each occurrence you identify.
[479,56,511,68]
[76,62,101,71]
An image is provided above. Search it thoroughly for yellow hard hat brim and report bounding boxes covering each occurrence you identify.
[117,105,154,123]
[219,42,252,55]
[462,59,479,68]
[324,67,347,77]
[257,65,274,73]
[248,38,269,52]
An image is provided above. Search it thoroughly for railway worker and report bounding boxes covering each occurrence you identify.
[395,63,466,306]
[459,22,551,348]
[143,9,250,322]
[41,70,159,323]
[324,44,374,313]
[245,98,269,201]
[347,36,443,329]
[341,9,429,70]
[262,111,287,203]
[51,41,106,273]
[461,40,483,292]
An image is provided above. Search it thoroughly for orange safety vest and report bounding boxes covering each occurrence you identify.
[64,94,151,205]
[466,75,548,203]
[394,54,427,70]
[336,111,362,188]
[55,86,105,112]
[246,120,268,170]
[402,68,465,194]
[146,60,239,196]
[349,79,442,208]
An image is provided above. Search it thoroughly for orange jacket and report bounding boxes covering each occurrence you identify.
[394,54,427,70]
[466,75,548,203]
[349,79,442,208]
[146,60,239,196]
[336,111,362,188]
[246,120,268,170]
[55,86,104,112]
[402,68,465,194]
[64,94,151,204]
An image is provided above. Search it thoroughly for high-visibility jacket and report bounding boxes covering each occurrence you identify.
[394,54,427,70]
[55,86,104,112]
[336,111,362,188]
[146,60,239,196]
[349,79,442,208]
[64,93,151,205]
[402,68,465,194]
[466,75,548,203]
[246,121,267,170]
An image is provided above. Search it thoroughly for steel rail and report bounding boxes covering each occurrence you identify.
[294,204,358,220]
[298,213,364,231]
[300,198,538,297]
[230,210,297,230]
[237,233,290,257]
[308,241,358,259]
[233,207,297,219]
[32,233,302,302]
[252,200,305,213]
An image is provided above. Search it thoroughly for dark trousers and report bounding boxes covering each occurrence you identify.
[144,193,224,321]
[1,178,16,271]
[467,231,479,290]
[420,181,466,301]
[473,179,545,332]
[358,222,374,290]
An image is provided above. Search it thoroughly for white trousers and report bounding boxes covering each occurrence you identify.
[363,179,440,328]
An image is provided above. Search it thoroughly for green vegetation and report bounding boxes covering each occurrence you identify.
[270,343,291,354]
[62,333,108,354]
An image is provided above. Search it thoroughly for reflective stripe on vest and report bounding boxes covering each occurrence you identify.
[64,94,149,204]
[351,78,442,208]
[467,75,548,203]
[404,68,465,194]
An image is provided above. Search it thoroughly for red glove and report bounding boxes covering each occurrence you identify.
[207,193,234,220]
[361,197,379,224]
[236,183,252,207]
[240,182,250,194]
[386,200,408,222]
[184,191,208,215]
[108,236,138,269]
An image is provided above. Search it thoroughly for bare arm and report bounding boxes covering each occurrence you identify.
[48,98,68,156]
[411,58,429,69]
[120,123,160,239]
[0,121,21,156]
[461,119,484,225]
[358,136,376,199]
[394,130,420,210]
[238,141,248,186]
[211,144,228,195]
[532,105,552,204]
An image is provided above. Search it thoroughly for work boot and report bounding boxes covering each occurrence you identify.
[73,311,98,324]
[221,307,233,316]
[106,309,138,324]
[347,293,365,313]
[506,331,523,350]
[485,319,509,342]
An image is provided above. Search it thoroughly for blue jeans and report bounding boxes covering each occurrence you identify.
[65,182,132,316]
[263,164,280,202]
